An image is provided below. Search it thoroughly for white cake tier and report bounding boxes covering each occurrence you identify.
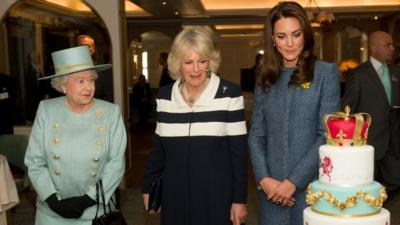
[319,145,374,185]
[304,207,390,225]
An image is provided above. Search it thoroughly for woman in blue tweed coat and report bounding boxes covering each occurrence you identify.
[248,2,340,225]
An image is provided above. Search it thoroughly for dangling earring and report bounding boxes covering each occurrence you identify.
[273,42,276,47]
[206,68,211,78]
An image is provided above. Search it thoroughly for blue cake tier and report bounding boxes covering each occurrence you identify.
[306,181,387,216]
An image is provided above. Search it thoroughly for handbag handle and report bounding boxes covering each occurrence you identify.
[94,179,115,219]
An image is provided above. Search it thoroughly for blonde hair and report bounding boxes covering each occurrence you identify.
[167,26,220,80]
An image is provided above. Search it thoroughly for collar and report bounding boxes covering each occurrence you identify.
[171,73,220,108]
[370,56,385,73]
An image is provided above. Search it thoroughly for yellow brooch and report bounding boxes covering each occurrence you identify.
[298,82,312,89]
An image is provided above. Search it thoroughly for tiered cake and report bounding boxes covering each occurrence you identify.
[304,106,390,225]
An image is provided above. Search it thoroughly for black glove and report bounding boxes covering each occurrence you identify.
[45,194,95,218]
[45,194,80,218]
[61,194,96,217]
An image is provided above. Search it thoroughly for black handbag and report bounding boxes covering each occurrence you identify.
[148,176,162,212]
[92,180,127,225]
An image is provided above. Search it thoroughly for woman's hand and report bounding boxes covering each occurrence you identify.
[143,193,149,211]
[259,177,281,200]
[271,179,296,207]
[142,193,161,214]
[230,203,247,225]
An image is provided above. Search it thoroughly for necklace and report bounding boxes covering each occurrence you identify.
[180,78,210,104]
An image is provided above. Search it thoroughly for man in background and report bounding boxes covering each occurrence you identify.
[77,34,114,102]
[0,72,16,135]
[131,74,152,125]
[248,53,263,92]
[342,31,400,196]
[158,52,174,87]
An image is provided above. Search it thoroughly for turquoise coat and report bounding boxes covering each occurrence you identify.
[248,61,340,225]
[25,97,127,225]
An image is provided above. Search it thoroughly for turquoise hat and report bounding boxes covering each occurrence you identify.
[39,46,111,80]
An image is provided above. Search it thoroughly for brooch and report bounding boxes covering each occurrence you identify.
[298,82,312,90]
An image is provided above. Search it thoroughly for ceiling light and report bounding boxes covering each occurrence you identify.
[305,0,335,29]
[215,24,264,30]
[220,33,262,38]
[162,2,167,5]
[174,11,179,15]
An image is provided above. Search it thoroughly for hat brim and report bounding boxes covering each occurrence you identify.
[38,64,112,80]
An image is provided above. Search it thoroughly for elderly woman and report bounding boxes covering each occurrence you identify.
[142,26,248,225]
[24,46,127,225]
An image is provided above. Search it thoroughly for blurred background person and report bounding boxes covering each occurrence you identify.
[342,31,400,196]
[142,26,248,225]
[248,53,263,92]
[0,72,16,135]
[77,34,114,102]
[24,51,43,122]
[131,74,152,126]
[158,52,174,87]
[25,46,127,225]
[248,2,340,225]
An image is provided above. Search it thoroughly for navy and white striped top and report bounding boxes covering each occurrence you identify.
[143,73,248,224]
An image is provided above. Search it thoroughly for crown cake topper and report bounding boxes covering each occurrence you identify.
[323,105,371,146]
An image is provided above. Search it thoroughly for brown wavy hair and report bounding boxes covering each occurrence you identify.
[257,1,317,90]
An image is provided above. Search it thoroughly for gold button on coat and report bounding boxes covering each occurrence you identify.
[90,172,97,177]
[54,170,60,175]
[53,154,60,160]
[53,138,60,144]
[92,157,100,162]
[96,140,103,147]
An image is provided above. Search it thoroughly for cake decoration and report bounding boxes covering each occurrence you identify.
[324,105,371,146]
[306,185,387,211]
[304,106,390,224]
[320,156,333,181]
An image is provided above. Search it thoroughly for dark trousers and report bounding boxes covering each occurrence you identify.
[375,109,400,193]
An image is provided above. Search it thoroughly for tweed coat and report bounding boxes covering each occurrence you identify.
[248,61,340,225]
[25,97,127,225]
[142,73,248,225]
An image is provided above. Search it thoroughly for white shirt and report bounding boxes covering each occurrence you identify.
[369,56,386,78]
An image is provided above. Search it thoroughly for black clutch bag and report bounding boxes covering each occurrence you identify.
[148,176,162,212]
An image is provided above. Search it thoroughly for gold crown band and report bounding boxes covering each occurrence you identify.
[55,62,93,73]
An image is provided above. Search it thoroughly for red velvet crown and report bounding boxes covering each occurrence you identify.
[323,105,371,146]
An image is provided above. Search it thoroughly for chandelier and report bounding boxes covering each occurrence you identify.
[305,0,335,28]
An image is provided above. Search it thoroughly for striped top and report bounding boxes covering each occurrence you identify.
[155,73,247,137]
[142,73,248,225]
